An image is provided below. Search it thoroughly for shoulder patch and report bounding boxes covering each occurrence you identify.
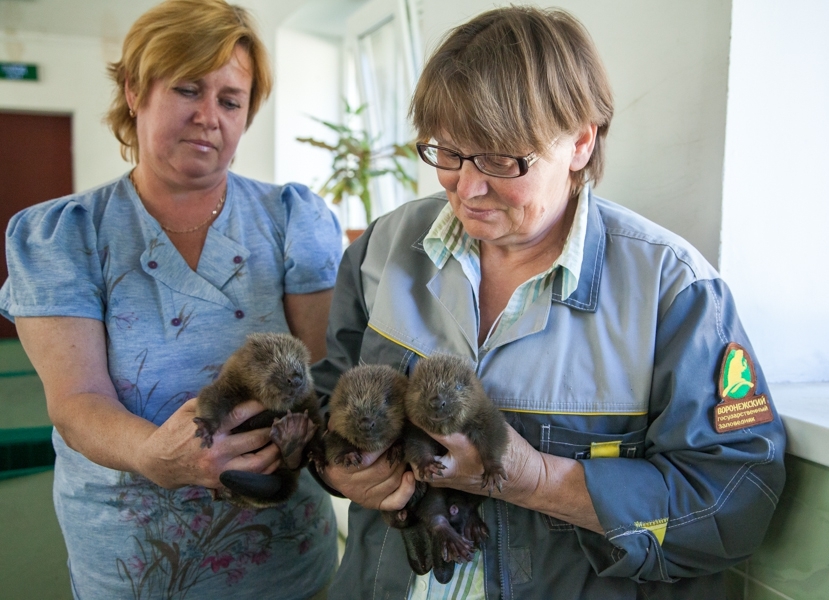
[714,343,774,433]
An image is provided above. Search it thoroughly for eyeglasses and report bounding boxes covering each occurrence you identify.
[416,142,540,178]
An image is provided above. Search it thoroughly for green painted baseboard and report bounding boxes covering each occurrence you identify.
[0,469,72,599]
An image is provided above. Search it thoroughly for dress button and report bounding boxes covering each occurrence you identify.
[233,255,243,264]
[235,310,245,319]
[171,318,182,327]
[148,260,158,269]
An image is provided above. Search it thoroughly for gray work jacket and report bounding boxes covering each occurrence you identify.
[313,192,786,600]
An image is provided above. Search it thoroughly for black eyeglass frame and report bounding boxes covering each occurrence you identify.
[415,142,540,178]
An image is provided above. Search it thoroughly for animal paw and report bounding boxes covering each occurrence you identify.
[442,531,474,564]
[481,464,508,495]
[385,440,405,465]
[433,518,474,563]
[270,410,318,470]
[464,513,489,548]
[338,450,363,469]
[415,457,446,481]
[193,417,217,449]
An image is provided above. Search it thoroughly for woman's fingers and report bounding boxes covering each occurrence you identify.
[377,470,416,512]
[225,439,280,473]
[324,447,413,510]
[223,399,269,431]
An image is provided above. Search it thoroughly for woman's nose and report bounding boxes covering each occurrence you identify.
[193,97,219,128]
[454,160,488,199]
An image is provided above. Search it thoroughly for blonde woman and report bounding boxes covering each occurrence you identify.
[0,1,340,597]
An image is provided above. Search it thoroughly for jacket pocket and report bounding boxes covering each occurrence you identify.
[527,423,648,532]
[540,424,648,459]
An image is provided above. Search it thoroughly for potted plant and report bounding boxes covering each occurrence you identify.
[297,101,417,242]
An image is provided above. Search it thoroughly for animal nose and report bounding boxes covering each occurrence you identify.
[429,395,446,410]
[359,417,375,432]
[287,374,303,388]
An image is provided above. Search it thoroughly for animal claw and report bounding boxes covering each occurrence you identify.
[270,411,318,470]
[339,451,363,468]
[192,417,215,448]
[481,466,508,495]
[417,458,446,481]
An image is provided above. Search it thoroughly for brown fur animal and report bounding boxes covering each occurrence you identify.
[402,354,509,582]
[322,363,409,469]
[193,332,322,508]
[405,354,508,493]
[401,425,486,583]
[321,364,422,531]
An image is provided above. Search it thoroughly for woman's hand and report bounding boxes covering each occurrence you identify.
[137,398,282,490]
[17,316,284,491]
[321,446,416,511]
[416,425,604,532]
[417,425,540,501]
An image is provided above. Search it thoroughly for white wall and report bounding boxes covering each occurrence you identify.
[274,28,342,196]
[232,0,317,183]
[4,0,825,382]
[721,0,829,382]
[0,1,310,192]
[0,31,128,192]
[419,0,732,267]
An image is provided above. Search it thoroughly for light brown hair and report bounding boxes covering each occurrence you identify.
[410,6,613,193]
[106,0,273,163]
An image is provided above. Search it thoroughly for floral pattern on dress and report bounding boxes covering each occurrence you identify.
[115,349,196,424]
[109,472,331,599]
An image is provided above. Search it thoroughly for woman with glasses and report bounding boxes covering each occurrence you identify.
[313,6,785,599]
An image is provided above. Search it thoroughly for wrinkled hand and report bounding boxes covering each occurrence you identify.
[421,427,604,532]
[137,398,281,489]
[322,445,416,511]
[418,425,541,503]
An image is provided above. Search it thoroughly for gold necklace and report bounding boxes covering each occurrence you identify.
[129,171,226,234]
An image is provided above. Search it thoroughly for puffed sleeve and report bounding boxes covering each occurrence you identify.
[578,278,787,582]
[0,198,105,322]
[280,183,343,295]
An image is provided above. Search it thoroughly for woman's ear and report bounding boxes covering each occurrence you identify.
[570,124,598,171]
[124,78,137,114]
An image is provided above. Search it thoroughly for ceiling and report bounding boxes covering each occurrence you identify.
[0,0,370,41]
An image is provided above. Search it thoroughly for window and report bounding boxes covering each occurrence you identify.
[345,0,421,225]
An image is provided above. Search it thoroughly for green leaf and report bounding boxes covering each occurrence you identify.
[298,97,418,221]
[295,137,337,152]
[147,539,179,569]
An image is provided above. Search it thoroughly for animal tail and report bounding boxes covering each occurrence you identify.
[219,469,298,504]
[401,524,433,575]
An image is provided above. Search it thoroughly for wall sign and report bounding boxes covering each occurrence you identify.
[0,63,38,81]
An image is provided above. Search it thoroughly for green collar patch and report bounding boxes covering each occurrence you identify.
[714,343,774,433]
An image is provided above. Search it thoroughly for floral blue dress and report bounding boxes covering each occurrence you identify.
[0,172,342,599]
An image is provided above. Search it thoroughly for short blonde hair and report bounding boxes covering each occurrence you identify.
[410,6,613,193]
[106,0,273,163]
